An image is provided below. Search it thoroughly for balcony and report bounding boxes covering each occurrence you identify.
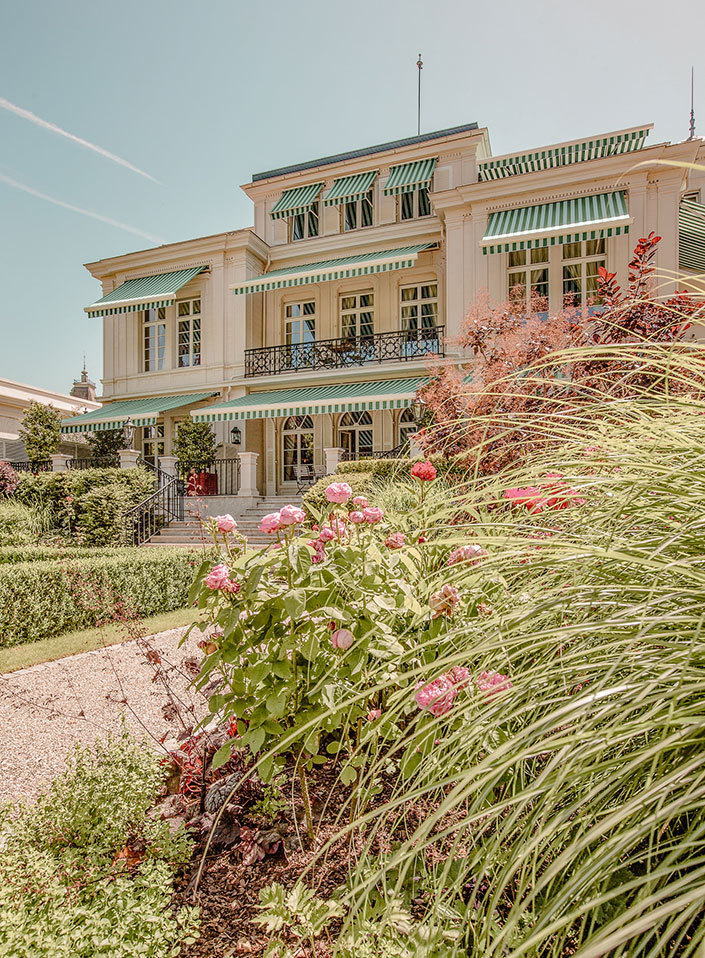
[245,326,445,378]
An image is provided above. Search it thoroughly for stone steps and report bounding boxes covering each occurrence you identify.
[143,495,304,548]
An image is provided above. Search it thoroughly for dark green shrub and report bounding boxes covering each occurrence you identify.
[303,470,377,514]
[174,419,218,470]
[0,549,199,646]
[74,483,133,546]
[0,545,126,564]
[18,401,62,463]
[0,734,198,957]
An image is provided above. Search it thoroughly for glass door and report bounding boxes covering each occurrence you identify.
[338,411,373,459]
[282,415,314,483]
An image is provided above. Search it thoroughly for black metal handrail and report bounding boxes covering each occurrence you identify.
[9,460,51,473]
[125,474,185,546]
[177,458,241,497]
[245,325,445,378]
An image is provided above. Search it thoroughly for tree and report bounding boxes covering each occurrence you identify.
[19,402,63,464]
[418,234,705,472]
[86,428,122,464]
[174,420,218,471]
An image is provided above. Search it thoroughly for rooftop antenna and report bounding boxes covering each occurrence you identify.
[689,67,696,140]
[417,53,423,136]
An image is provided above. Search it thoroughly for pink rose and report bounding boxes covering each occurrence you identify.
[429,583,460,618]
[331,628,354,650]
[318,525,336,542]
[259,512,282,534]
[385,532,406,549]
[348,511,365,524]
[415,676,457,716]
[363,506,384,524]
[411,460,437,481]
[205,563,231,590]
[476,670,513,699]
[279,504,306,525]
[447,544,487,566]
[214,514,237,533]
[367,708,382,722]
[447,665,470,687]
[325,482,353,504]
[353,496,369,508]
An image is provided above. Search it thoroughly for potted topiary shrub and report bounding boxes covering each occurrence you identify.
[174,420,219,496]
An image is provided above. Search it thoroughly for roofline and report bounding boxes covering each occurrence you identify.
[251,123,481,182]
[478,123,655,165]
[83,227,262,272]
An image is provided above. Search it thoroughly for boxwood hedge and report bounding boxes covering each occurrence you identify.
[0,549,199,646]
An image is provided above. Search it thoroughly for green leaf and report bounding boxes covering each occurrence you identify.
[245,726,266,754]
[340,765,357,786]
[211,741,233,770]
[283,589,306,620]
[266,690,289,718]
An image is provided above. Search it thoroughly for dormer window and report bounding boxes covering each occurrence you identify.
[270,183,324,242]
[344,189,374,231]
[400,187,431,220]
[289,201,320,241]
[324,171,378,232]
[383,157,436,221]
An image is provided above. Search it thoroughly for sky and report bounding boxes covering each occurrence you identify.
[0,0,703,395]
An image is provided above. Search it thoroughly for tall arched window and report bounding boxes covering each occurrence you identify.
[399,407,417,448]
[282,415,314,483]
[339,410,373,459]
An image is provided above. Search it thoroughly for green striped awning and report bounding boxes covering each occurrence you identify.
[478,127,652,181]
[482,191,631,255]
[85,267,207,317]
[230,244,435,295]
[191,378,428,422]
[323,170,378,207]
[270,183,324,220]
[383,157,437,196]
[679,198,705,273]
[61,392,218,434]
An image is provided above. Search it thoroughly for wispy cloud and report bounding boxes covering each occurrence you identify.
[0,172,164,243]
[0,97,159,183]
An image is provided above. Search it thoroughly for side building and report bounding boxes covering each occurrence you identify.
[64,120,705,495]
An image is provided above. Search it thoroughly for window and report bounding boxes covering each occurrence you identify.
[400,187,431,220]
[507,248,549,307]
[400,283,438,332]
[683,190,702,204]
[343,188,374,231]
[143,307,166,371]
[562,239,606,308]
[284,301,316,370]
[142,424,164,465]
[282,415,314,483]
[177,298,201,367]
[289,202,319,241]
[339,410,373,459]
[399,407,417,447]
[340,292,374,341]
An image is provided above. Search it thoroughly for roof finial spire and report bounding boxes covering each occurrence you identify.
[689,67,696,140]
[417,53,423,137]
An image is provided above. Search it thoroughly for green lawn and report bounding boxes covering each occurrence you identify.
[0,606,197,673]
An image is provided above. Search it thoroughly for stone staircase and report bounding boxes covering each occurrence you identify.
[142,495,304,549]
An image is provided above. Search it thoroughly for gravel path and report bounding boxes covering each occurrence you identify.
[0,626,210,805]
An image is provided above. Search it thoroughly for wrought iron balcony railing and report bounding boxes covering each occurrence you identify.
[245,326,445,378]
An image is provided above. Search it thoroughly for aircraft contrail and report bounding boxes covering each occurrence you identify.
[0,172,164,243]
[0,97,159,183]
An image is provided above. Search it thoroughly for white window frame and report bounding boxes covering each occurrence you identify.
[282,414,314,483]
[288,202,320,242]
[398,187,432,221]
[341,188,374,232]
[177,296,202,368]
[284,300,316,345]
[399,282,439,332]
[339,291,374,340]
[143,307,167,372]
[561,239,607,308]
[506,248,550,306]
[142,424,164,463]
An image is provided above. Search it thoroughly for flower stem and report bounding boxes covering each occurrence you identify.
[297,758,315,847]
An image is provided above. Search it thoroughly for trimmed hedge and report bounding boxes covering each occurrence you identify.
[0,546,130,564]
[0,549,199,646]
[0,501,48,546]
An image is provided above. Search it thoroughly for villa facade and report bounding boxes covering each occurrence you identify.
[64,121,705,495]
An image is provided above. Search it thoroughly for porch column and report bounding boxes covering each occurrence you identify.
[50,453,72,473]
[118,449,141,469]
[324,446,345,475]
[158,455,178,479]
[238,451,259,497]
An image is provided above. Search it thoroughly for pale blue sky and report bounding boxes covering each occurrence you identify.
[0,0,703,394]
